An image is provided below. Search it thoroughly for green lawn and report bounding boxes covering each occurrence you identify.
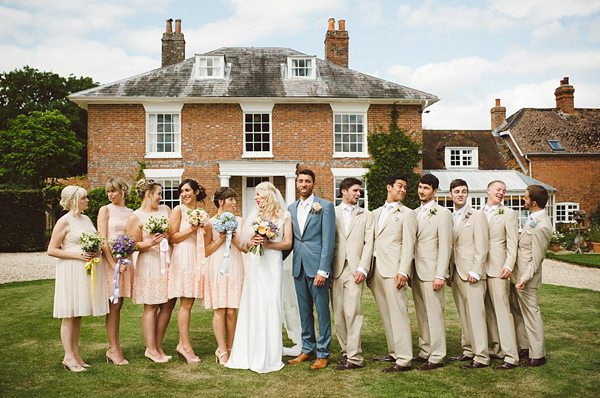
[0,279,599,397]
[546,251,600,268]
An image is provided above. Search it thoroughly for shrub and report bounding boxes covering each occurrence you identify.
[0,190,46,252]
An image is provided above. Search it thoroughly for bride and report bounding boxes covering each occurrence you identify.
[225,182,293,373]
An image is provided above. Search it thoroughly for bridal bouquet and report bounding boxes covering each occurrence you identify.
[108,233,137,304]
[214,212,238,275]
[186,208,209,227]
[143,216,170,234]
[80,232,104,298]
[249,217,278,256]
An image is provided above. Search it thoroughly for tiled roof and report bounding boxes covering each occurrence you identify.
[426,169,557,193]
[422,129,510,170]
[70,47,438,105]
[497,108,600,153]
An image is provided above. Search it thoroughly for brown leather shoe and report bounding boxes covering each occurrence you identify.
[418,361,444,371]
[337,355,348,365]
[373,354,395,362]
[518,349,529,360]
[382,363,411,373]
[493,362,518,370]
[489,354,505,360]
[310,358,329,370]
[411,355,428,363]
[333,361,362,370]
[460,360,489,369]
[288,352,316,365]
[521,357,546,367]
[449,354,474,362]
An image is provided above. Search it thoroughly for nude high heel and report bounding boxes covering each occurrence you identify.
[144,349,170,363]
[62,360,86,372]
[215,349,228,365]
[176,344,201,364]
[106,345,129,365]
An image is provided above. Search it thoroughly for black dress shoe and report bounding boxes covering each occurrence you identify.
[382,363,411,373]
[418,361,444,371]
[333,361,362,370]
[449,354,474,362]
[337,355,347,365]
[518,349,529,360]
[373,354,395,362]
[460,360,489,369]
[411,355,428,363]
[493,362,518,370]
[521,357,546,367]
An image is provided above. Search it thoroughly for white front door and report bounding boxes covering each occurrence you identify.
[243,176,272,218]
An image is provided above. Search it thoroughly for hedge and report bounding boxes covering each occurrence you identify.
[0,190,46,252]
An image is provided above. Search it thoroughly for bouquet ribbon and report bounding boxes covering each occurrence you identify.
[160,239,170,275]
[84,256,101,299]
[110,256,132,304]
[197,228,206,275]
[219,230,233,276]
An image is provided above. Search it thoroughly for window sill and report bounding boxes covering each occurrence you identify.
[332,153,370,159]
[145,153,182,159]
[242,152,274,159]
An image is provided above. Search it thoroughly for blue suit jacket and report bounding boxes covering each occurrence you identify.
[288,196,336,278]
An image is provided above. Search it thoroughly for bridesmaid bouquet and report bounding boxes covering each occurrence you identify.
[143,216,170,234]
[108,233,137,304]
[249,217,278,256]
[214,212,238,275]
[187,208,209,227]
[80,232,103,298]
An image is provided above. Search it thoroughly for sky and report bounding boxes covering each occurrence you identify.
[1,0,599,129]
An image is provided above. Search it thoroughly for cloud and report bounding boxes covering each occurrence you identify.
[356,0,385,25]
[490,0,600,20]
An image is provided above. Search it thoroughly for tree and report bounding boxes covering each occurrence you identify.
[0,66,98,175]
[364,107,422,210]
[0,110,82,188]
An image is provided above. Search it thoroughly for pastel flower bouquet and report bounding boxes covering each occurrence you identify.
[80,232,104,298]
[143,216,170,234]
[249,217,279,256]
[186,208,209,227]
[108,233,137,303]
[214,212,238,275]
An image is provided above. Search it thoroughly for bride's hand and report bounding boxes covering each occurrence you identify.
[251,235,264,246]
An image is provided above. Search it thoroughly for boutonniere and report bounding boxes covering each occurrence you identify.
[430,208,437,215]
[356,207,364,215]
[310,202,322,214]
[464,211,472,221]
[529,219,537,228]
[498,208,504,215]
[394,206,403,214]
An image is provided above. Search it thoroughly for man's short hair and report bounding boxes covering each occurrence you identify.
[450,179,468,192]
[339,177,362,193]
[297,169,316,183]
[487,180,506,189]
[386,174,408,187]
[527,185,549,208]
[419,174,439,190]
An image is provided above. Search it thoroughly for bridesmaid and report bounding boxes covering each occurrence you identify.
[48,185,109,372]
[126,179,176,363]
[204,187,246,365]
[98,177,133,365]
[168,179,209,364]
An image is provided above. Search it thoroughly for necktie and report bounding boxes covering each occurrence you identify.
[378,204,392,233]
[343,206,353,234]
[454,210,461,234]
[298,201,310,233]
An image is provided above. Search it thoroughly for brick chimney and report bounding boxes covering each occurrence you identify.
[555,77,575,114]
[490,98,506,130]
[324,18,349,68]
[162,19,185,67]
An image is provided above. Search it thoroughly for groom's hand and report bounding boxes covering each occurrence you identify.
[314,274,326,287]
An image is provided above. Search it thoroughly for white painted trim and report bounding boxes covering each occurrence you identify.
[241,153,274,159]
[143,103,184,112]
[239,102,275,112]
[329,103,370,113]
[445,147,479,170]
[331,168,369,177]
[332,111,368,157]
[145,152,182,159]
[218,161,298,177]
[286,56,317,80]
[332,154,369,159]
[194,55,225,79]
[143,168,185,179]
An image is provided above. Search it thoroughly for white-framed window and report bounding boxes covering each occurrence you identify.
[144,103,183,159]
[241,103,274,158]
[445,147,479,169]
[331,168,368,209]
[287,56,316,79]
[143,169,184,209]
[556,202,579,223]
[331,103,369,158]
[435,195,485,211]
[194,55,225,79]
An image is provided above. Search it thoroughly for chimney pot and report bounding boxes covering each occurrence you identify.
[175,19,181,33]
[339,20,346,31]
[328,18,335,30]
[495,98,501,107]
[166,19,173,33]
[561,77,569,86]
[490,99,506,130]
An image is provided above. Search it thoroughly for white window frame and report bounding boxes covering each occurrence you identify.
[331,103,370,158]
[194,55,225,79]
[143,168,184,209]
[555,202,579,223]
[445,147,479,169]
[287,56,316,80]
[144,103,183,159]
[240,102,274,158]
[331,168,368,209]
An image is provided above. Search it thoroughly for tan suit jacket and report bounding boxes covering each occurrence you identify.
[413,202,453,281]
[486,206,518,277]
[371,203,417,278]
[510,212,552,288]
[451,206,489,280]
[332,205,374,278]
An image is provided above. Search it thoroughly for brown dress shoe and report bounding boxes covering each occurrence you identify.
[418,361,444,371]
[333,361,362,370]
[489,354,505,360]
[288,352,316,365]
[411,355,428,363]
[518,349,529,360]
[382,363,411,373]
[337,355,348,365]
[493,362,518,370]
[460,360,489,369]
[449,354,474,362]
[521,357,546,367]
[373,354,395,362]
[310,358,329,370]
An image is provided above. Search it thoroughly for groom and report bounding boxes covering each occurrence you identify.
[287,169,336,370]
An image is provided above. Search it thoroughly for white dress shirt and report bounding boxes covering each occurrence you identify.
[483,203,499,222]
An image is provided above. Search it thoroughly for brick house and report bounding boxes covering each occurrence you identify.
[70,18,438,216]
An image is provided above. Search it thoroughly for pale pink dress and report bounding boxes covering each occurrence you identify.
[203,216,244,309]
[104,204,134,298]
[168,204,204,299]
[132,205,170,305]
[53,214,109,318]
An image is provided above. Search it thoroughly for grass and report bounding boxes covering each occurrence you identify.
[0,279,599,397]
[546,251,600,268]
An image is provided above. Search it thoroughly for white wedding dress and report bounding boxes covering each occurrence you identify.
[225,212,290,373]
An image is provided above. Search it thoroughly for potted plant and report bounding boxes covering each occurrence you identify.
[550,231,563,252]
[588,225,600,253]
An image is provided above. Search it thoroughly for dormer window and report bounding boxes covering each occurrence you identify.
[287,56,316,79]
[547,140,565,151]
[445,147,479,169]
[195,55,224,79]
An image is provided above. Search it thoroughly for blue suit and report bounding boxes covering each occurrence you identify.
[288,195,335,358]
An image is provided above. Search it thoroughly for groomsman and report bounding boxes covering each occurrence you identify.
[482,180,520,370]
[331,178,374,370]
[447,179,490,369]
[412,174,452,371]
[370,175,417,373]
[510,185,552,367]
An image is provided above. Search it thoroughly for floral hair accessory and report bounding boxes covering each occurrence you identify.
[310,202,322,214]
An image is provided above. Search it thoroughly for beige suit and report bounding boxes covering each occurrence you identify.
[450,206,490,365]
[412,201,452,364]
[510,211,552,359]
[484,206,519,364]
[331,205,374,366]
[370,202,416,367]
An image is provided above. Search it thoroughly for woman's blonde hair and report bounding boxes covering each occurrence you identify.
[255,182,284,219]
[105,177,130,198]
[59,185,87,213]
[136,179,161,200]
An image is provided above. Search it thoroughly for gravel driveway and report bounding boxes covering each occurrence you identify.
[1,252,599,291]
